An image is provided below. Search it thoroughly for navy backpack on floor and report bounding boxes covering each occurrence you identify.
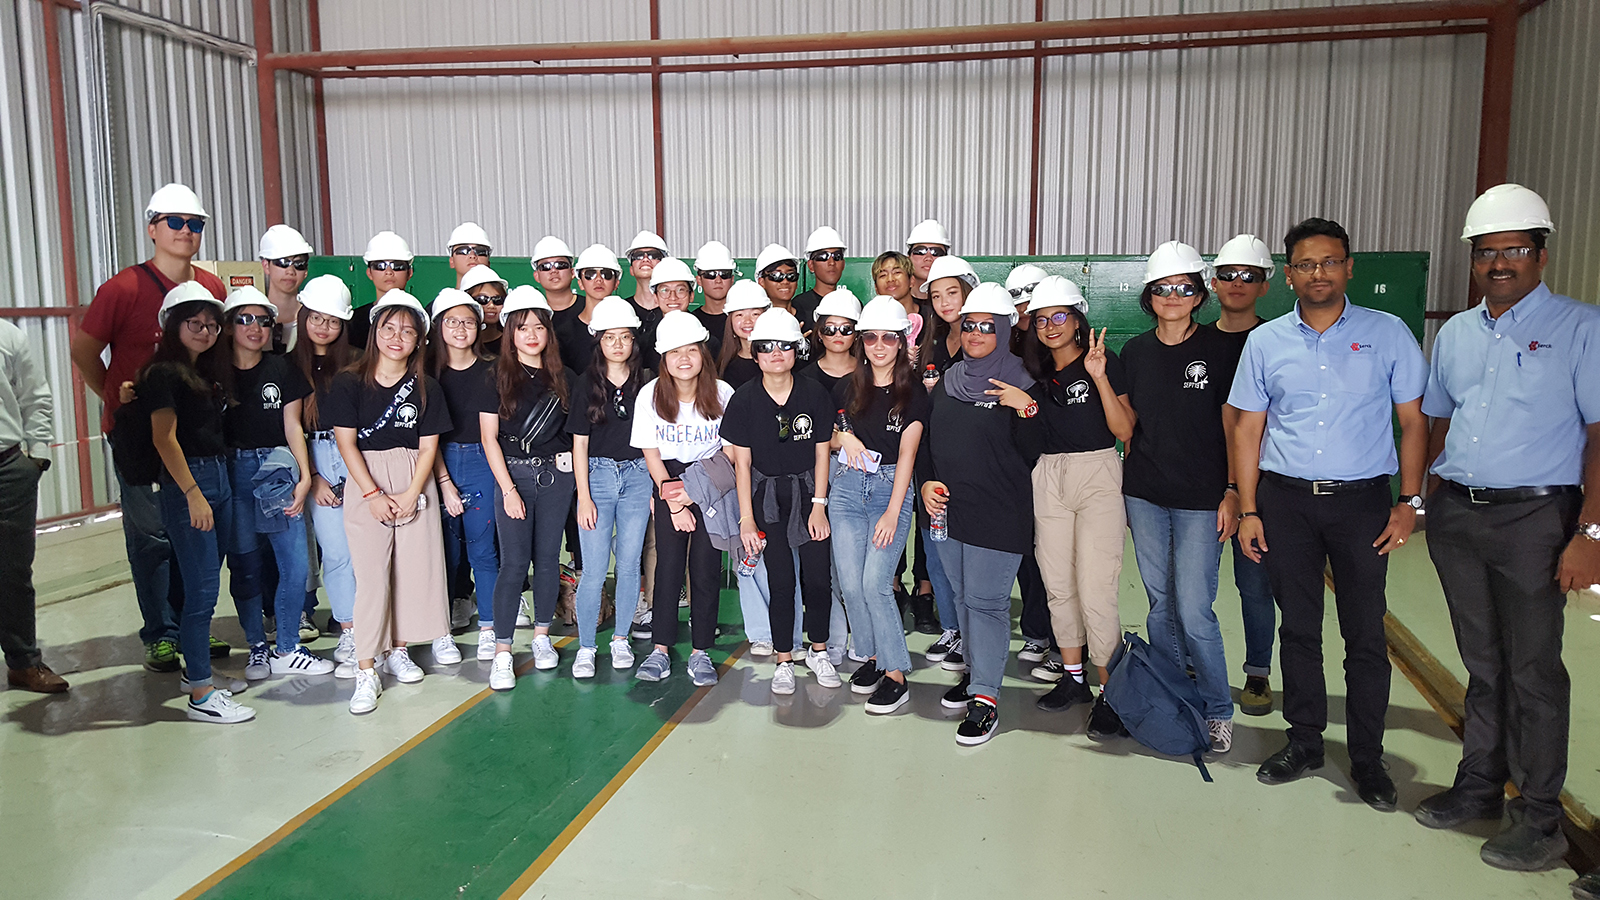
[1101,631,1213,782]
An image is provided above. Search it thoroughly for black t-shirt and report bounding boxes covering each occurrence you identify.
[1212,319,1264,367]
[566,369,646,462]
[692,307,728,350]
[1120,325,1236,510]
[833,376,931,460]
[322,371,452,451]
[799,359,854,399]
[482,334,502,357]
[720,376,835,476]
[914,381,1033,555]
[436,358,497,444]
[624,296,664,368]
[1024,350,1127,456]
[553,303,596,375]
[305,354,340,432]
[496,366,576,459]
[792,289,822,330]
[142,362,228,459]
[720,355,762,389]
[226,354,312,449]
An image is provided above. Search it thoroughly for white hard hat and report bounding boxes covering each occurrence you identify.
[1461,183,1555,242]
[363,231,414,262]
[1005,263,1049,293]
[1213,234,1275,277]
[654,310,711,354]
[500,284,552,322]
[459,265,508,294]
[222,285,278,318]
[958,282,1019,324]
[693,240,738,272]
[750,308,805,344]
[575,243,621,274]
[431,288,483,323]
[1143,241,1207,285]
[722,280,772,313]
[1024,275,1088,315]
[755,243,799,275]
[626,230,669,255]
[531,235,574,262]
[258,224,314,259]
[157,281,222,327]
[804,226,847,255]
[369,289,430,334]
[299,274,353,320]
[145,183,208,220]
[812,287,863,322]
[649,257,696,289]
[855,296,912,334]
[905,218,950,248]
[926,255,979,290]
[447,222,492,251]
[587,296,643,334]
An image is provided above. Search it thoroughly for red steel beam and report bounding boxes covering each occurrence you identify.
[308,0,335,254]
[254,0,284,226]
[649,0,666,239]
[0,307,80,318]
[1026,0,1045,256]
[1476,3,1517,192]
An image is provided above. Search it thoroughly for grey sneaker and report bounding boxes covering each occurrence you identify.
[687,651,718,687]
[636,648,671,682]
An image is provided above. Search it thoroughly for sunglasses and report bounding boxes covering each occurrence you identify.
[1033,311,1072,328]
[809,250,845,262]
[183,318,222,335]
[628,250,666,263]
[469,292,504,305]
[232,312,275,328]
[960,319,998,334]
[1149,283,1198,298]
[612,386,631,421]
[775,413,794,442]
[860,330,902,347]
[535,260,572,272]
[451,245,490,258]
[752,339,800,355]
[579,268,619,281]
[367,260,411,272]
[267,257,308,271]
[909,246,947,257]
[1008,283,1039,299]
[156,215,206,234]
[699,269,735,281]
[819,323,855,337]
[1214,268,1265,284]
[761,272,799,283]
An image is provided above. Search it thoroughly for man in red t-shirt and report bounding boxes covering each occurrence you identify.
[70,183,226,672]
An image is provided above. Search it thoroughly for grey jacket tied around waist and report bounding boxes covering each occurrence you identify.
[680,450,742,554]
[751,466,816,549]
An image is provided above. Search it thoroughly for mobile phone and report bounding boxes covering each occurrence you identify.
[861,449,882,473]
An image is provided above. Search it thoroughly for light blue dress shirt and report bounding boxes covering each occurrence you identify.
[1422,282,1600,488]
[1228,297,1426,481]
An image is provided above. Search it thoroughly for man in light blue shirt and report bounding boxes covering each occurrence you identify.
[1229,217,1428,812]
[1415,184,1600,874]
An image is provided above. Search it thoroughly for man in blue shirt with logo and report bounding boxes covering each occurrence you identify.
[1229,217,1429,812]
[1416,184,1600,876]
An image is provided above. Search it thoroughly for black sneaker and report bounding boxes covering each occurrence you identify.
[1030,658,1065,682]
[864,675,910,714]
[911,592,940,634]
[1036,677,1093,711]
[1086,693,1127,740]
[850,660,883,695]
[955,698,999,746]
[940,674,971,710]
[939,639,966,672]
[925,629,959,663]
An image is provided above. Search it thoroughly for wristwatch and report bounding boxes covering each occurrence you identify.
[1398,494,1423,511]
[812,496,829,507]
[1578,522,1600,543]
[1017,402,1039,419]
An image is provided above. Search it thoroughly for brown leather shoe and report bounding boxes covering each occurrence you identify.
[7,663,69,693]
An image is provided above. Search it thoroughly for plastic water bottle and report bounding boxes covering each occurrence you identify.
[922,364,940,391]
[928,488,949,542]
[835,409,852,434]
[737,531,767,576]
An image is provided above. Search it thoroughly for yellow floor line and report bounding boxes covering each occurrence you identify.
[176,635,577,900]
[497,642,750,899]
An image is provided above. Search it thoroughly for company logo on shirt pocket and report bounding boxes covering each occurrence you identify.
[791,413,815,441]
[1350,342,1373,352]
[1065,380,1091,404]
[261,382,282,409]
[1527,340,1552,353]
[396,403,418,428]
[1182,361,1208,390]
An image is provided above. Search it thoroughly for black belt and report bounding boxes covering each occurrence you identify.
[1262,472,1390,496]
[0,445,19,465]
[1442,480,1580,505]
[507,455,558,467]
[308,430,334,441]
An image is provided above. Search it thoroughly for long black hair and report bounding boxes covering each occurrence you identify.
[496,308,568,418]
[347,305,429,414]
[291,305,351,431]
[846,332,915,421]
[586,328,649,425]
[1022,305,1091,383]
[136,299,227,399]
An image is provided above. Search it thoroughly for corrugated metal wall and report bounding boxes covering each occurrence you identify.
[1510,0,1600,305]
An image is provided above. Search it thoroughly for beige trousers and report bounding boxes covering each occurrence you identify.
[1032,448,1126,666]
[344,447,450,661]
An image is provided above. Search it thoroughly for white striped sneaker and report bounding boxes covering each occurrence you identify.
[269,647,336,676]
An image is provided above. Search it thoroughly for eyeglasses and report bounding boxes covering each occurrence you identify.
[1470,246,1536,263]
[1008,283,1039,300]
[1034,311,1072,328]
[156,215,206,234]
[579,268,619,281]
[305,312,341,329]
[367,260,411,272]
[818,323,855,337]
[183,318,222,335]
[1215,268,1265,283]
[809,250,845,262]
[267,256,308,271]
[470,292,504,305]
[441,316,479,331]
[698,269,735,281]
[752,339,800,355]
[535,260,572,272]
[960,319,997,334]
[628,250,666,263]
[1285,257,1349,275]
[860,330,902,347]
[377,324,419,341]
[1149,283,1199,298]
[451,245,490,258]
[909,245,947,257]
[761,272,799,283]
[232,312,275,328]
[600,332,634,347]
[612,386,631,421]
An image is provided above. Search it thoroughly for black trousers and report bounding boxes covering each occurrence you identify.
[1427,484,1579,833]
[1258,477,1392,765]
[758,483,833,654]
[0,452,43,669]
[650,461,721,652]
[1017,550,1052,644]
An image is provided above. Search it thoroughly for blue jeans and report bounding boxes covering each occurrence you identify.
[830,462,914,674]
[227,449,310,653]
[308,437,356,623]
[1232,535,1276,676]
[442,442,502,628]
[158,456,232,683]
[939,538,1022,701]
[114,452,183,644]
[923,528,958,630]
[575,457,652,649]
[1125,496,1231,720]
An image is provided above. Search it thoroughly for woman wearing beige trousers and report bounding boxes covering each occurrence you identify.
[324,290,456,715]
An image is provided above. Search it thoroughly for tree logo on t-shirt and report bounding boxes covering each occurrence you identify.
[1065,380,1090,404]
[1183,361,1209,390]
[396,403,418,428]
[261,382,282,410]
[791,413,815,441]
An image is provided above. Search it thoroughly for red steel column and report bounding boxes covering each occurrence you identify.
[254,0,284,226]
[308,0,334,253]
[1475,1,1518,192]
[649,0,666,239]
[1026,0,1045,256]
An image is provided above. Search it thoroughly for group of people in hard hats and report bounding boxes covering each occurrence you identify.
[60,179,1600,884]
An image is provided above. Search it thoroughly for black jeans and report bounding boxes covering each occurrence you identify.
[758,481,832,654]
[0,452,44,669]
[492,460,575,641]
[1017,550,1052,645]
[1258,477,1392,765]
[650,461,721,652]
[1427,484,1579,834]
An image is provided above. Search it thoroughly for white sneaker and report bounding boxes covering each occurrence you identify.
[270,646,336,676]
[515,598,533,627]
[806,648,842,688]
[432,635,462,665]
[749,640,774,658]
[187,688,256,724]
[349,667,382,714]
[531,634,559,671]
[771,661,797,695]
[477,629,497,662]
[489,651,516,691]
[573,647,597,679]
[385,647,424,684]
[609,637,635,669]
[244,643,271,681]
[180,674,248,694]
[1208,717,1234,754]
[333,628,356,664]
[334,659,357,679]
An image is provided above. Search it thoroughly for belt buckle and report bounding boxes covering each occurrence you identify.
[1467,486,1491,505]
[1311,480,1335,496]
